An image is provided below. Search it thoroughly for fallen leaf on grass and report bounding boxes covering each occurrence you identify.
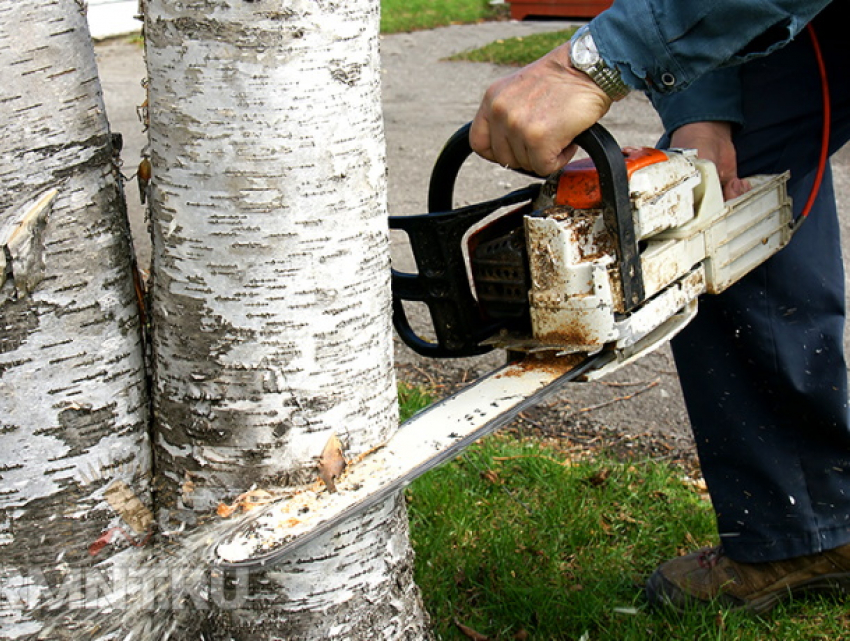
[480,469,501,485]
[454,619,490,640]
[584,468,611,487]
[715,611,726,631]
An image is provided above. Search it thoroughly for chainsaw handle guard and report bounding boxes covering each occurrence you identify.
[390,189,538,357]
[571,125,645,310]
[389,123,542,358]
[427,122,475,213]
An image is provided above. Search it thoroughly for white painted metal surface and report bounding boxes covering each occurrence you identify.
[86,0,140,40]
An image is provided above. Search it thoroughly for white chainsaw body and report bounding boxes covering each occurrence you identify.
[497,149,793,379]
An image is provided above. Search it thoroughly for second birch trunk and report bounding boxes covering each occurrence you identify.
[144,0,430,636]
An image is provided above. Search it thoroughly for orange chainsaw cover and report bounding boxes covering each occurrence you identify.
[554,147,668,210]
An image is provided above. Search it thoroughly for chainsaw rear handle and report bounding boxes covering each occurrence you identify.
[389,121,644,358]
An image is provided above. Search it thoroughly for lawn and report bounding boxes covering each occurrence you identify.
[400,387,850,640]
[447,29,577,66]
[381,0,576,67]
[381,0,505,34]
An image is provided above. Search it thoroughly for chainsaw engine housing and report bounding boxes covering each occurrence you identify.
[390,123,793,368]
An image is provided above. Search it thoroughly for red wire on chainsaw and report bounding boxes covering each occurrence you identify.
[800,23,830,218]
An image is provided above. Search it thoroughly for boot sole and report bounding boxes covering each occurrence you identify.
[746,574,850,614]
[647,570,850,615]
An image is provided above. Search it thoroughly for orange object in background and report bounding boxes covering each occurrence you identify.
[508,0,612,20]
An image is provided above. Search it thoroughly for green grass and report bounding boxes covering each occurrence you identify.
[380,0,505,34]
[448,29,577,66]
[398,380,435,422]
[381,0,572,66]
[399,382,850,640]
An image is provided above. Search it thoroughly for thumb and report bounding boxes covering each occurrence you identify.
[722,176,752,201]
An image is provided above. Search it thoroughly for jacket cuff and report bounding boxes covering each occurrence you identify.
[590,0,826,94]
[648,67,744,136]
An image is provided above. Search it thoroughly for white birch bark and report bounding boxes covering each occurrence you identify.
[0,1,152,638]
[144,0,430,636]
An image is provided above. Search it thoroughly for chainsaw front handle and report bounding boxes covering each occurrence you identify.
[569,125,644,310]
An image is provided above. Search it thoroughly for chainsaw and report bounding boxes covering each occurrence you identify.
[214,123,793,570]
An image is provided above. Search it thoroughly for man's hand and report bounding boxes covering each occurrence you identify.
[469,43,612,177]
[669,121,751,201]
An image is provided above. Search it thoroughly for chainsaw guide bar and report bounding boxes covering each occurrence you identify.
[214,353,609,570]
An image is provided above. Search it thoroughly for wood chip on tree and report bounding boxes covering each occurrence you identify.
[216,489,275,518]
[104,480,154,534]
[0,188,56,302]
[317,432,347,493]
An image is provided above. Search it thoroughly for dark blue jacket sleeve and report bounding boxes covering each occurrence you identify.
[591,0,831,94]
[649,67,744,135]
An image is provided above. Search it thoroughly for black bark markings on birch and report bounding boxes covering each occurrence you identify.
[32,403,120,458]
[329,61,363,87]
[13,135,115,183]
[0,474,117,569]
[152,269,334,505]
[148,15,305,50]
[0,300,40,359]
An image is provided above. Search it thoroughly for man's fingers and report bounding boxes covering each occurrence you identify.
[553,143,579,173]
[668,121,756,202]
[469,42,612,175]
[469,115,496,162]
[470,111,535,173]
[722,177,753,201]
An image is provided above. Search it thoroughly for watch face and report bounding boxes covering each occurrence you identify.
[572,33,598,68]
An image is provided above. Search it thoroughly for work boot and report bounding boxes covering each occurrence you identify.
[646,543,850,614]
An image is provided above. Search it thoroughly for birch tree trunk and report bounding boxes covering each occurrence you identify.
[144,0,430,637]
[0,1,152,638]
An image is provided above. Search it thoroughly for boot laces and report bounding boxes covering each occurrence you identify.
[697,546,725,570]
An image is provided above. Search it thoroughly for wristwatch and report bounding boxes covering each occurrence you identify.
[569,24,631,101]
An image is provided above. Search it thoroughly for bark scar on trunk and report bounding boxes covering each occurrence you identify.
[0,189,56,302]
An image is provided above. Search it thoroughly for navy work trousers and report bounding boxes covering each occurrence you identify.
[670,7,850,563]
